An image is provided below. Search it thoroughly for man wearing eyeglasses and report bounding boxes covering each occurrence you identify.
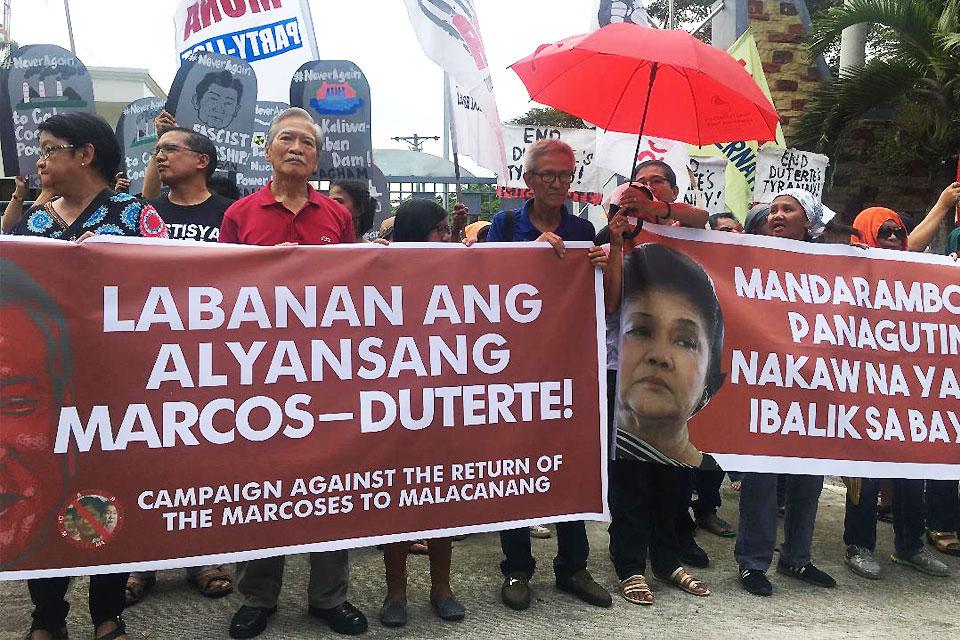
[486,139,613,612]
[140,116,233,243]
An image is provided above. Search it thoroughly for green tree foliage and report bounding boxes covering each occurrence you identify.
[796,0,960,181]
[509,107,588,129]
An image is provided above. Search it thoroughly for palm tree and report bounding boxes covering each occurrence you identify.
[796,0,959,177]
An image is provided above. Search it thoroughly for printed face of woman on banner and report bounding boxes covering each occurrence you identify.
[0,262,73,567]
[617,244,725,467]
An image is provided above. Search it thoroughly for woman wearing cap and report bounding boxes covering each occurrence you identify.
[734,189,837,598]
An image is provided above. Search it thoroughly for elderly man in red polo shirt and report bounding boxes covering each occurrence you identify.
[219,107,364,639]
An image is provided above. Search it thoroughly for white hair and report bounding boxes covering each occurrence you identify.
[266,107,323,148]
[523,139,575,174]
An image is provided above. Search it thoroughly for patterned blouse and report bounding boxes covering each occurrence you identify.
[11,189,167,240]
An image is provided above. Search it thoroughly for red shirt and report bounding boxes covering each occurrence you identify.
[219,182,356,246]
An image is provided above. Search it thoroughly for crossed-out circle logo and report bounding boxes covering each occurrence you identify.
[57,491,122,549]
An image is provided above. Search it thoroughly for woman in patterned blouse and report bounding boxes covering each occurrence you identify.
[8,112,166,243]
[8,112,163,640]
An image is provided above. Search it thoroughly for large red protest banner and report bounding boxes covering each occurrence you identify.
[0,237,607,579]
[628,225,960,480]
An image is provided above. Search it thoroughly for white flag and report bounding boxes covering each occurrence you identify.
[173,0,319,102]
[404,0,506,176]
[595,131,693,199]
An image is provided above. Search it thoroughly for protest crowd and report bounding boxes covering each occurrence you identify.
[1,4,959,640]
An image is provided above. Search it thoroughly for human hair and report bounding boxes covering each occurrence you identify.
[38,112,121,184]
[207,171,241,200]
[266,106,323,148]
[523,139,575,174]
[622,244,725,412]
[161,126,219,178]
[633,159,677,188]
[332,179,376,235]
[708,212,739,230]
[195,70,243,104]
[393,198,447,242]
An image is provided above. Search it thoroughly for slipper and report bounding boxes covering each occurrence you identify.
[189,566,233,598]
[927,530,960,557]
[619,574,653,605]
[124,574,155,607]
[695,513,736,538]
[656,567,710,597]
[409,541,429,555]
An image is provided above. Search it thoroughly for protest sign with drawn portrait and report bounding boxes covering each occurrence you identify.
[167,51,257,175]
[239,100,288,195]
[116,97,166,196]
[0,44,95,176]
[291,60,372,182]
[616,242,726,470]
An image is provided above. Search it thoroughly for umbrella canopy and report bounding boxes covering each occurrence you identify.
[509,23,780,146]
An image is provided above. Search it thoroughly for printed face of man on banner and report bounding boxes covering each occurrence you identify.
[617,244,726,468]
[193,71,243,129]
[0,261,73,567]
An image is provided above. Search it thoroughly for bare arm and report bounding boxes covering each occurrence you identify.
[603,213,630,314]
[908,182,960,252]
[2,176,56,233]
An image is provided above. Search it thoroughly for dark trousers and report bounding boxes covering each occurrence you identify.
[844,478,925,556]
[691,468,726,519]
[608,459,685,580]
[926,480,960,532]
[499,521,588,581]
[28,573,128,631]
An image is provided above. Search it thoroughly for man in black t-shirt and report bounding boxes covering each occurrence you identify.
[148,126,232,242]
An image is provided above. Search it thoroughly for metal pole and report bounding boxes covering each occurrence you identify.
[668,0,676,29]
[442,72,451,209]
[63,0,76,54]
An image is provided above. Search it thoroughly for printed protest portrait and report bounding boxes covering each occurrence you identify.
[616,243,725,469]
[0,259,74,569]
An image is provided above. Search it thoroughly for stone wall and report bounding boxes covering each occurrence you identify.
[747,0,944,222]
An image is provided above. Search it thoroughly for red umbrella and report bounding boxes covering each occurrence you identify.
[510,23,780,178]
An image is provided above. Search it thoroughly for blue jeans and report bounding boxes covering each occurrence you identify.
[734,473,823,571]
[844,478,924,556]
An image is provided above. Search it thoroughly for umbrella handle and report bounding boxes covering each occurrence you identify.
[627,62,660,182]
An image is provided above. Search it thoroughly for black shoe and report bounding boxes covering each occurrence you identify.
[776,560,836,588]
[739,568,772,597]
[309,601,368,635]
[500,571,531,611]
[556,569,613,608]
[229,606,277,639]
[680,540,710,568]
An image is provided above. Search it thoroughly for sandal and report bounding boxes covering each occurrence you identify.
[618,574,654,605]
[27,622,68,639]
[189,566,234,598]
[94,617,126,640]
[124,574,155,607]
[409,540,429,555]
[927,530,960,557]
[656,567,710,597]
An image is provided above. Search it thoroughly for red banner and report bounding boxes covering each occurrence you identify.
[0,237,607,579]
[622,226,960,479]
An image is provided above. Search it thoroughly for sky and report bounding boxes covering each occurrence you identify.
[9,0,595,169]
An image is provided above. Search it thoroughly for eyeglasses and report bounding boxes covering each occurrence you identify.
[152,144,199,157]
[877,226,907,240]
[529,171,575,185]
[432,223,451,236]
[633,175,671,188]
[38,144,75,160]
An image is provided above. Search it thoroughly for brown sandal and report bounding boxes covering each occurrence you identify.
[927,530,960,557]
[124,574,155,607]
[657,567,710,596]
[189,566,233,598]
[619,574,654,605]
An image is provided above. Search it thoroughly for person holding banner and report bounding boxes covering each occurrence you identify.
[839,207,952,580]
[483,139,612,612]
[376,198,466,628]
[3,111,168,640]
[735,188,836,597]
[708,212,744,234]
[217,107,364,639]
[904,182,960,253]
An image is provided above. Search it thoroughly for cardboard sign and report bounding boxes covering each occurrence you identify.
[0,44,95,176]
[685,156,727,213]
[167,51,257,175]
[0,237,606,579]
[116,97,166,195]
[239,100,288,195]
[291,60,372,182]
[754,146,830,203]
[502,124,599,195]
